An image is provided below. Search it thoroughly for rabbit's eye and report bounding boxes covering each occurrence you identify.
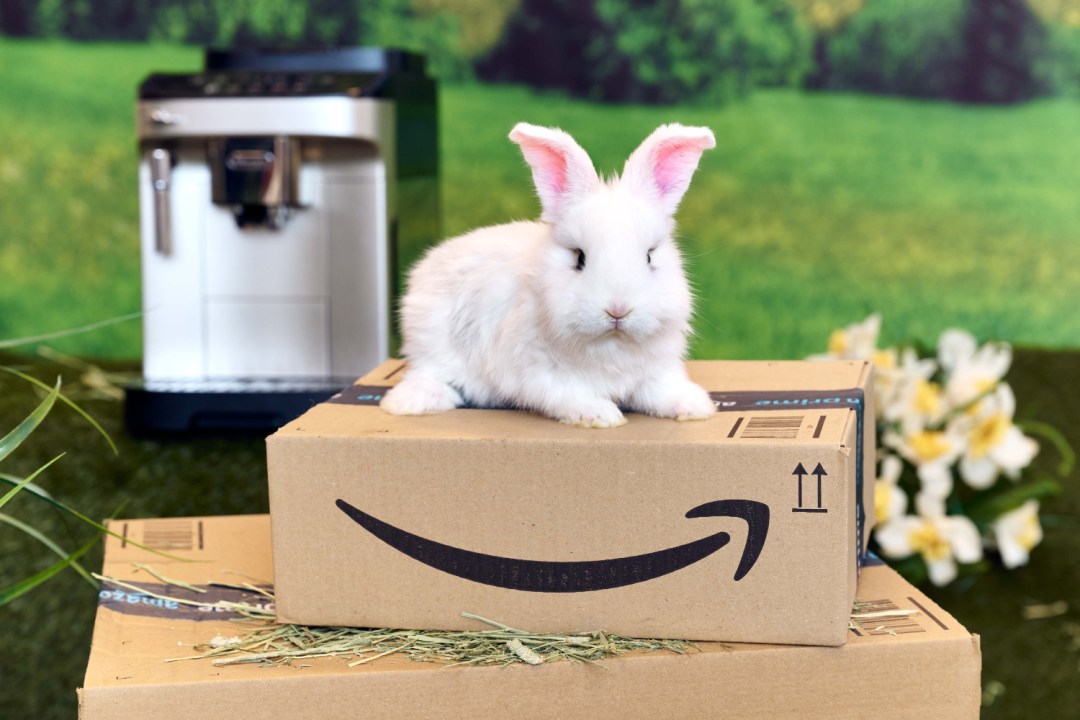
[573,248,586,271]
[647,248,656,265]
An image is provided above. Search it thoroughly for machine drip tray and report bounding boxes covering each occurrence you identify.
[125,378,355,436]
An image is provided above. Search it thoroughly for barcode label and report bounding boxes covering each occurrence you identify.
[850,598,924,636]
[136,519,201,551]
[740,415,804,439]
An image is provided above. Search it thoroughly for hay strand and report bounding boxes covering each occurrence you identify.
[95,568,699,670]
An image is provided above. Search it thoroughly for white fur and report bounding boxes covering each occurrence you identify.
[380,122,717,428]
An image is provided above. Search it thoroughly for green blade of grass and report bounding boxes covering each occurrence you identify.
[0,312,141,350]
[0,473,57,502]
[0,366,117,455]
[0,377,60,464]
[0,531,101,607]
[0,454,64,510]
[0,474,197,562]
[0,512,96,587]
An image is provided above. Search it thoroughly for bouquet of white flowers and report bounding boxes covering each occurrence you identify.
[814,315,1069,586]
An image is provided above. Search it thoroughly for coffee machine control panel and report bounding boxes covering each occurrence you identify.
[140,71,386,99]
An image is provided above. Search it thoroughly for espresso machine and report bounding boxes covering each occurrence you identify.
[125,47,438,433]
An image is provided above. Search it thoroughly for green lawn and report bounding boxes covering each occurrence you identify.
[2,38,1080,361]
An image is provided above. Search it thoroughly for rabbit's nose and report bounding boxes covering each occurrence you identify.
[605,303,632,320]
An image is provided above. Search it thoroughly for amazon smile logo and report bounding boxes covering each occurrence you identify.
[335,498,769,593]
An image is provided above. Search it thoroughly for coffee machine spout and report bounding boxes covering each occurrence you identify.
[209,136,302,229]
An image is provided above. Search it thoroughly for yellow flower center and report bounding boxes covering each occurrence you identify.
[969,413,1009,459]
[964,380,999,416]
[1017,514,1041,552]
[909,431,950,463]
[874,483,892,524]
[828,330,848,356]
[913,380,943,417]
[873,350,896,370]
[909,523,950,562]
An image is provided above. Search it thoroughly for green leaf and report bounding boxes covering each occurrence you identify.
[1017,419,1075,478]
[964,477,1062,527]
[0,366,117,455]
[0,531,101,607]
[0,512,96,587]
[0,474,196,563]
[0,377,60,465]
[0,455,64,511]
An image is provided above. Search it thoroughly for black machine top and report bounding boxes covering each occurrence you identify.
[139,47,429,100]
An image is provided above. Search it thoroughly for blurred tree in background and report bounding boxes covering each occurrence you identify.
[479,0,811,104]
[788,0,863,89]
[822,0,968,99]
[811,0,1080,102]
[0,0,518,80]
[3,0,1080,103]
[953,0,1055,103]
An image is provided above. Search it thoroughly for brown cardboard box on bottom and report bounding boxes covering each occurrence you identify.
[79,515,981,720]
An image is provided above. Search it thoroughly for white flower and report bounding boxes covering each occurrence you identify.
[875,496,983,586]
[878,348,940,426]
[991,500,1044,569]
[953,384,1039,489]
[874,454,908,526]
[937,328,977,375]
[824,314,882,360]
[883,425,963,499]
[938,329,1012,409]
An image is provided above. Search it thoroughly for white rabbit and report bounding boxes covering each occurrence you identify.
[379,122,717,428]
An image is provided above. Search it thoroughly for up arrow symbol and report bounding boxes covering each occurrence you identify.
[792,463,808,507]
[812,463,827,508]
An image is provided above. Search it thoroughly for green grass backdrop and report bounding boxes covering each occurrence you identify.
[3,38,1080,360]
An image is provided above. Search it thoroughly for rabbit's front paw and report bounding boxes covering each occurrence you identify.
[635,381,716,422]
[380,377,462,416]
[669,384,717,421]
[556,399,627,429]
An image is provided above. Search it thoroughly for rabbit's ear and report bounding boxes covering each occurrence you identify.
[621,124,715,216]
[509,123,600,223]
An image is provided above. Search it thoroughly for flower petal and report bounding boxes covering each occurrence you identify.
[992,501,1043,568]
[926,555,958,586]
[938,329,976,373]
[874,517,920,558]
[879,454,902,484]
[997,535,1031,569]
[989,427,1039,475]
[942,516,983,564]
[960,454,999,489]
[915,492,946,519]
[917,461,954,497]
[972,342,1012,383]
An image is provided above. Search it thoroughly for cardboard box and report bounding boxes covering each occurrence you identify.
[79,514,981,720]
[266,359,875,646]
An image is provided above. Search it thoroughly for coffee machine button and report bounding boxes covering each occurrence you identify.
[149,108,183,126]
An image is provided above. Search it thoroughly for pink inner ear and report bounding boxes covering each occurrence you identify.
[653,137,711,196]
[524,141,568,195]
